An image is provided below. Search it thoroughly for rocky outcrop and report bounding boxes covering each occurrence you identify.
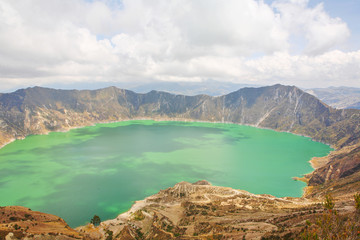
[304,144,360,199]
[309,145,360,185]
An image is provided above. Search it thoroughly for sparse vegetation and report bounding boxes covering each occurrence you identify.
[301,193,360,239]
[133,210,145,221]
[13,224,20,230]
[354,193,360,211]
[323,194,335,211]
[135,227,143,239]
[105,229,113,240]
[166,225,173,232]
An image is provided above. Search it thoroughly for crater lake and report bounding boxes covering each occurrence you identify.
[0,120,332,227]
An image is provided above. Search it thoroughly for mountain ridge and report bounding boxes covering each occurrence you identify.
[306,86,360,109]
[1,84,360,239]
[1,84,360,196]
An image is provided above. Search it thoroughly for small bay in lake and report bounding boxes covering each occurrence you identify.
[0,120,332,227]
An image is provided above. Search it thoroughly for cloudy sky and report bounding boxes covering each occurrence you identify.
[0,0,359,92]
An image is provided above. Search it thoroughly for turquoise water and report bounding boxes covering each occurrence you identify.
[0,120,332,227]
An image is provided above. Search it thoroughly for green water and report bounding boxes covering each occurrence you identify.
[0,120,331,227]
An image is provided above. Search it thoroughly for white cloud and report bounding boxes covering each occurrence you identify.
[244,50,360,87]
[0,0,358,91]
[272,0,350,55]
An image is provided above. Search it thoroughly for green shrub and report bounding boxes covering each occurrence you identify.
[90,215,101,227]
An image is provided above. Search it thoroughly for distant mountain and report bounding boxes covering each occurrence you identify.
[306,87,360,109]
[1,84,360,198]
[41,80,258,96]
[126,80,258,96]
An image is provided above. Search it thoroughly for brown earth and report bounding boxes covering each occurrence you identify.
[0,206,84,239]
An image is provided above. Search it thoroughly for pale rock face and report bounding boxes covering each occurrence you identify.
[5,232,14,240]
